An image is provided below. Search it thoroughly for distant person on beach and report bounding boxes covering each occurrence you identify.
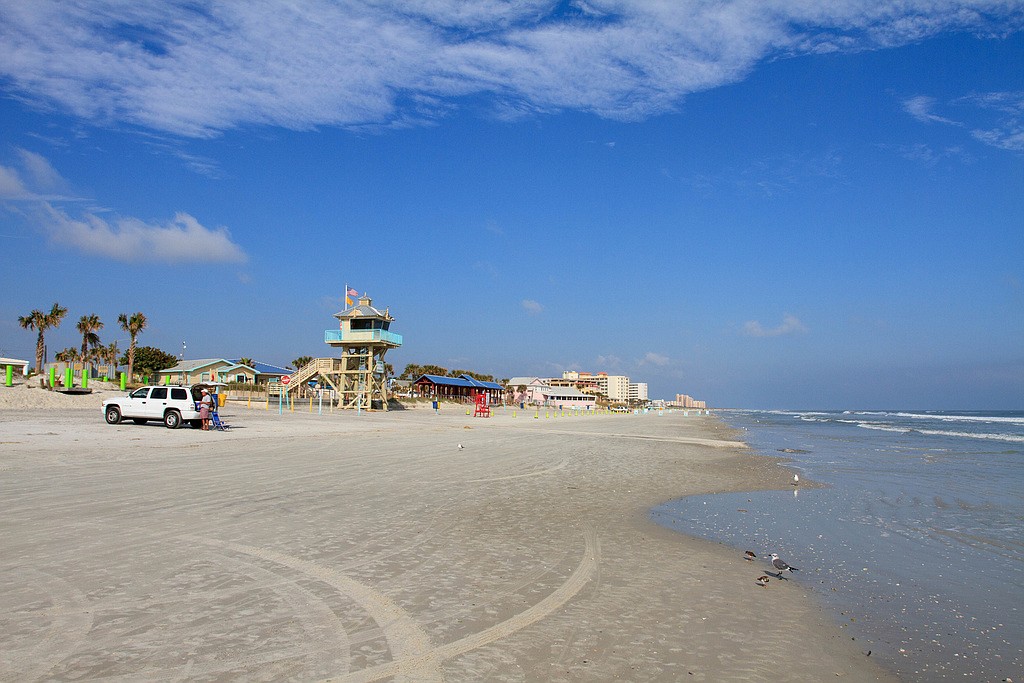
[200,388,213,430]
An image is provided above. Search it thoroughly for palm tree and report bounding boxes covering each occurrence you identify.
[291,355,313,371]
[104,341,120,378]
[54,347,78,363]
[238,357,254,368]
[117,312,147,381]
[18,302,68,374]
[76,314,104,362]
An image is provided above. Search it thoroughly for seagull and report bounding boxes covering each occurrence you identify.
[744,550,757,561]
[793,474,800,486]
[458,443,464,450]
[770,553,799,577]
[756,575,771,587]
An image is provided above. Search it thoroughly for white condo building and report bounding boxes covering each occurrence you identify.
[628,382,648,402]
[559,371,631,401]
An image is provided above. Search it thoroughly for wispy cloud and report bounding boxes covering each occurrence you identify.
[902,95,961,125]
[0,148,80,200]
[35,204,248,264]
[964,91,1024,152]
[1,2,1018,137]
[638,352,672,367]
[743,314,808,338]
[3,149,248,264]
[521,299,543,314]
[595,354,622,370]
[902,91,1024,153]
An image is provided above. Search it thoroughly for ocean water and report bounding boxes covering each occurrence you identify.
[651,410,1023,681]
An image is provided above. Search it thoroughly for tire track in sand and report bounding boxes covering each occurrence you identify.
[188,537,441,683]
[322,524,600,683]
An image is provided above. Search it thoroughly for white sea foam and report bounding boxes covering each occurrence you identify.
[914,428,1024,443]
[853,411,1024,425]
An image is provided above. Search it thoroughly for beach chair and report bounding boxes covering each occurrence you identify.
[210,408,229,431]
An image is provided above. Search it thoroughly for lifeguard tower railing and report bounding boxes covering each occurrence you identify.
[324,329,403,345]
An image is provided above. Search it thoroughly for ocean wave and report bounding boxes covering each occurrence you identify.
[854,422,1024,443]
[851,411,1024,425]
[915,428,1024,443]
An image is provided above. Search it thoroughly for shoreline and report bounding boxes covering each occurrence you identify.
[0,401,894,681]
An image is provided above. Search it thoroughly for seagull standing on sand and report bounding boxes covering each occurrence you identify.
[756,575,771,587]
[458,443,464,450]
[744,550,757,561]
[793,474,800,486]
[770,553,799,577]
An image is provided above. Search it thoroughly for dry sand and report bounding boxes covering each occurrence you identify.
[0,388,895,681]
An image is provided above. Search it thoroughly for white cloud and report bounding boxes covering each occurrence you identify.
[0,148,78,200]
[521,298,543,314]
[743,314,808,338]
[1,1,1018,137]
[0,165,31,199]
[2,149,248,263]
[964,91,1024,152]
[902,95,961,125]
[638,352,671,367]
[902,91,1024,153]
[16,149,66,191]
[36,204,248,264]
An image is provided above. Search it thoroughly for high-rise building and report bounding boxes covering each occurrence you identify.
[628,382,648,402]
[555,371,631,401]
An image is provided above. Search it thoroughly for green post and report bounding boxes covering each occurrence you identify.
[49,366,56,388]
[143,375,148,384]
[82,367,88,389]
[120,372,126,391]
[5,365,12,387]
[65,366,73,388]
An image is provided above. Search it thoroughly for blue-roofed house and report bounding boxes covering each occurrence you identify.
[413,374,504,403]
[158,358,257,385]
[229,360,293,385]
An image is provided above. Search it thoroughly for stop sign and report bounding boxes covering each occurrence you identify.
[281,375,291,385]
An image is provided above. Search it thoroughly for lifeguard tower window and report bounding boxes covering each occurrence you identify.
[351,319,389,330]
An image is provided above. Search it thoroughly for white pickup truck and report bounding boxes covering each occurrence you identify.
[102,384,209,429]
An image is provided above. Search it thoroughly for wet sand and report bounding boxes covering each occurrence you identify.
[0,397,894,681]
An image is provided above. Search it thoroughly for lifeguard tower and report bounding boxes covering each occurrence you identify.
[281,294,402,410]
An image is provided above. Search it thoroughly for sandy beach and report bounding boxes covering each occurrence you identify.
[0,385,894,681]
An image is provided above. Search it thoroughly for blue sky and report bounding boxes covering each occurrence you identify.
[1,1,1022,409]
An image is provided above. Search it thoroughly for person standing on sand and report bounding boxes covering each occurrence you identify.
[200,388,213,430]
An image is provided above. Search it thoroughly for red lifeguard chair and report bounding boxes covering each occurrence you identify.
[473,391,491,417]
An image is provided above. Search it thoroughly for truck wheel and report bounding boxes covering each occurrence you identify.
[105,406,122,424]
[164,410,181,429]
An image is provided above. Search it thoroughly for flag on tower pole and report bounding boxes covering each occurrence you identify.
[345,285,357,307]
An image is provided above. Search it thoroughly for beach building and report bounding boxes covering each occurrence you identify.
[228,360,292,385]
[413,374,504,404]
[669,393,707,409]
[539,386,596,409]
[554,371,630,401]
[628,382,648,403]
[279,293,401,410]
[158,359,257,385]
[506,376,545,404]
[0,357,31,377]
